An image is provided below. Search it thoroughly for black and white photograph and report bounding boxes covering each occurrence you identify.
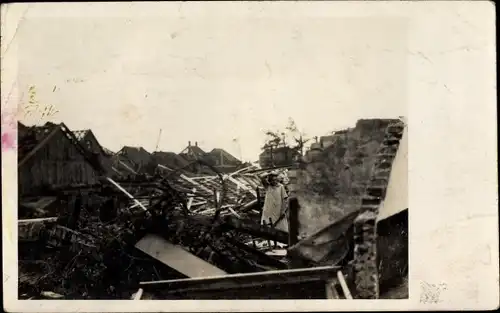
[1,1,497,311]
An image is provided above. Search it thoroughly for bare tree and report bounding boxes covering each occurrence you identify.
[284,117,310,157]
[261,117,310,166]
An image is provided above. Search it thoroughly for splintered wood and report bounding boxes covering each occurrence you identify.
[168,169,265,219]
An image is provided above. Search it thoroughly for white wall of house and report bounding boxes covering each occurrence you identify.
[377,123,408,222]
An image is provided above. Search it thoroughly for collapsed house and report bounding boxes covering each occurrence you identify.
[18,118,408,300]
[18,122,100,198]
[72,129,115,176]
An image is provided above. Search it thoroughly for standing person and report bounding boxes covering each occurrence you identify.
[260,171,289,232]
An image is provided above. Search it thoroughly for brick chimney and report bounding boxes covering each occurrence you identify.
[188,141,191,147]
[195,141,198,147]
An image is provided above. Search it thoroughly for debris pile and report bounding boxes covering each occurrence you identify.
[18,118,408,300]
[18,149,291,298]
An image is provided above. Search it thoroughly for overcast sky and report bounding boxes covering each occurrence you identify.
[14,3,407,162]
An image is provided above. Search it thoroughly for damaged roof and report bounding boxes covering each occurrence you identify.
[102,147,115,156]
[180,143,206,159]
[72,129,108,156]
[117,146,152,168]
[152,151,190,170]
[72,130,90,141]
[18,122,61,163]
[208,148,242,165]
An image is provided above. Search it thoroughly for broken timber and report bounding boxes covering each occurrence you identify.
[139,265,342,299]
[135,233,227,278]
[220,215,289,244]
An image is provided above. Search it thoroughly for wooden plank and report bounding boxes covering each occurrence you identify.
[337,271,353,299]
[18,127,61,167]
[224,175,257,197]
[325,279,340,299]
[180,174,214,194]
[140,265,340,293]
[131,288,144,300]
[239,199,258,212]
[238,175,259,190]
[199,165,255,184]
[229,165,256,177]
[19,217,58,224]
[288,197,299,246]
[106,177,147,211]
[135,234,227,278]
[221,215,289,243]
[191,201,208,207]
[187,188,197,210]
[227,206,241,219]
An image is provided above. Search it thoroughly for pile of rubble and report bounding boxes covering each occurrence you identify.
[18,160,294,299]
[18,118,408,300]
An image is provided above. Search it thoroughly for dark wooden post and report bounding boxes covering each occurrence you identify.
[256,188,261,207]
[67,192,81,230]
[267,218,273,249]
[288,196,299,246]
[213,188,219,211]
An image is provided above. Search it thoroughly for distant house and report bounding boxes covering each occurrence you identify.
[207,148,242,173]
[304,142,323,163]
[18,122,100,197]
[179,141,206,161]
[111,154,138,177]
[72,129,114,176]
[179,141,209,174]
[319,135,336,149]
[259,146,300,168]
[151,151,189,170]
[116,146,152,173]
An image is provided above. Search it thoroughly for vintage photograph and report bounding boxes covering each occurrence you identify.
[11,2,409,301]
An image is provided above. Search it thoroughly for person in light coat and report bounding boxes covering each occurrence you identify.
[260,171,289,232]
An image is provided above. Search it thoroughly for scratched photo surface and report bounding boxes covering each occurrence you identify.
[2,1,498,312]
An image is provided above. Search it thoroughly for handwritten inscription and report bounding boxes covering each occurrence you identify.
[420,281,448,304]
[24,103,59,119]
[22,85,59,122]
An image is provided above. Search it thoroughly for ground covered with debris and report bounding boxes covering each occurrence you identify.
[18,118,408,300]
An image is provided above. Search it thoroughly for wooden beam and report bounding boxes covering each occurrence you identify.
[187,188,197,210]
[239,199,258,212]
[288,197,299,246]
[18,126,61,167]
[221,215,289,243]
[227,206,241,219]
[224,175,257,197]
[337,270,353,299]
[118,159,138,175]
[228,165,256,177]
[135,234,227,278]
[131,288,144,300]
[179,174,214,194]
[106,177,147,211]
[325,279,340,299]
[140,265,341,293]
[18,217,58,223]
